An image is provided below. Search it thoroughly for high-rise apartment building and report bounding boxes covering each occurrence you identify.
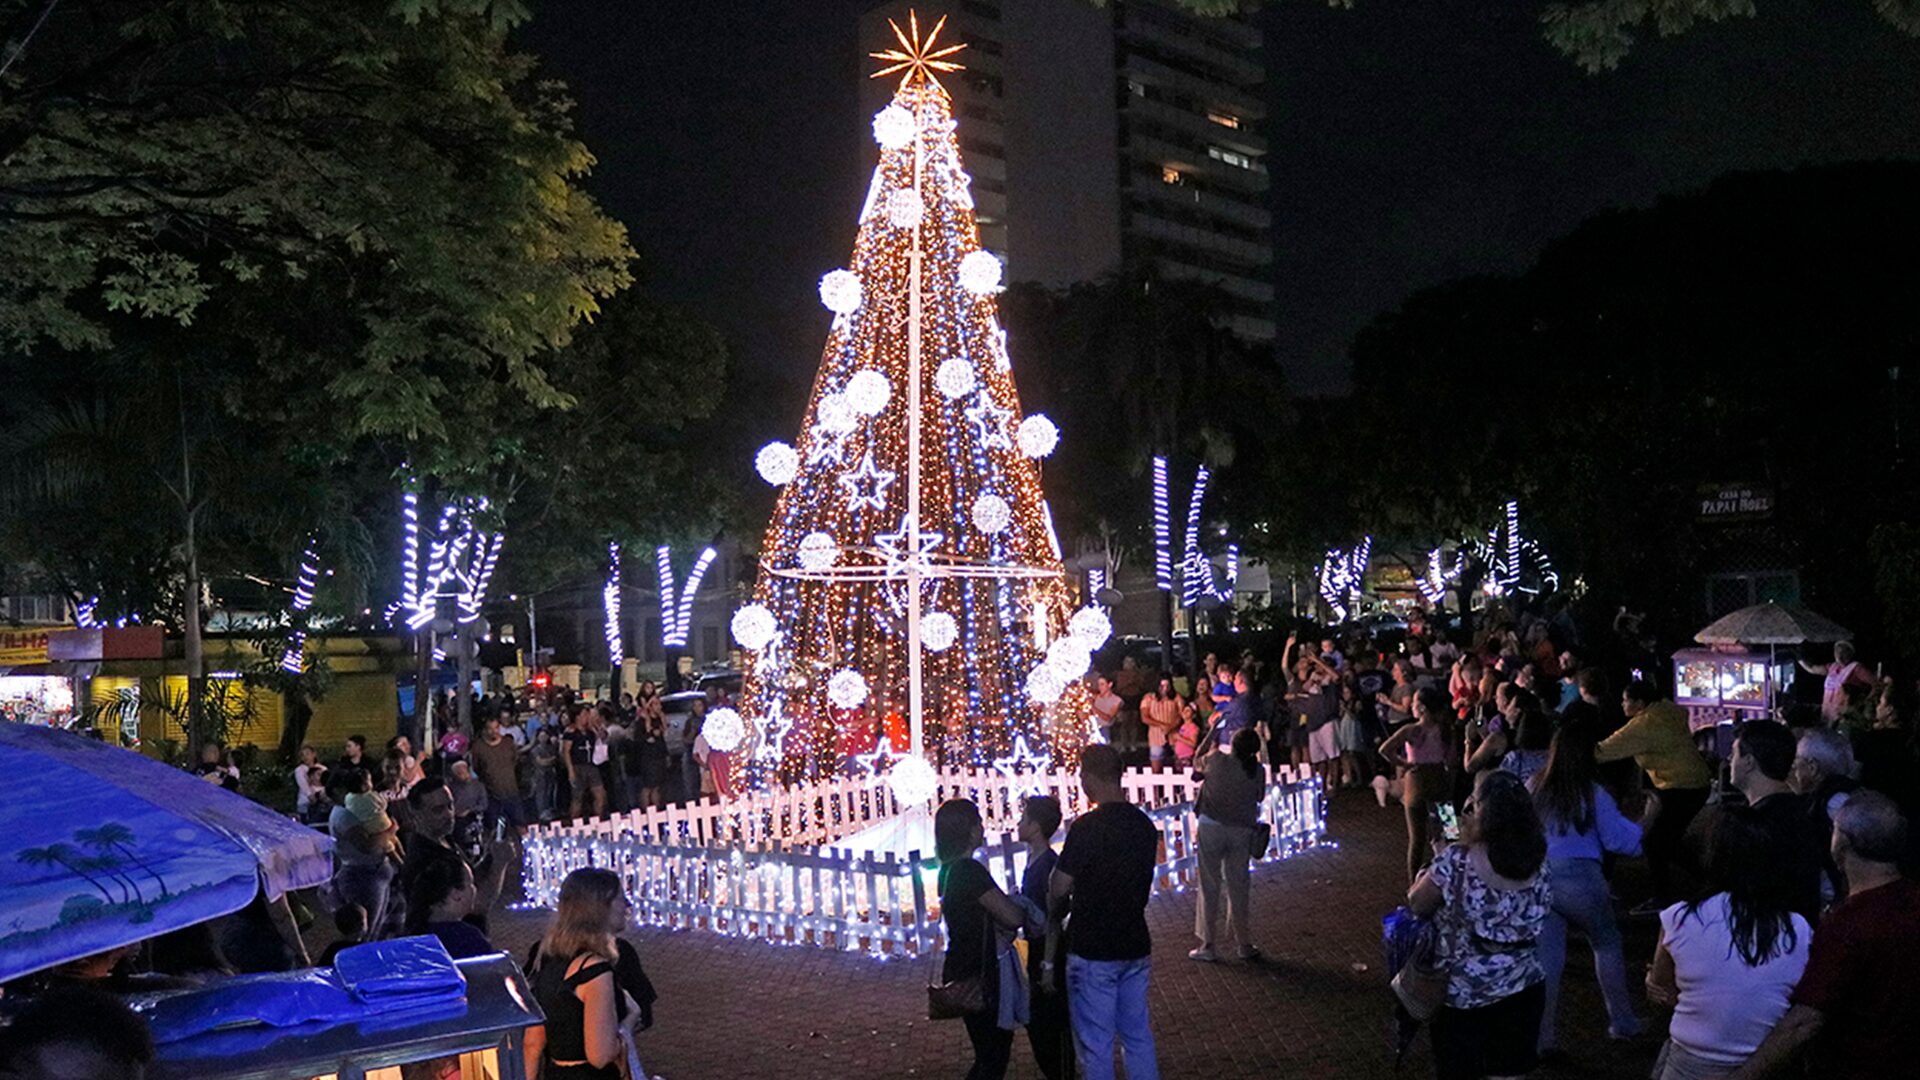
[859,0,1273,341]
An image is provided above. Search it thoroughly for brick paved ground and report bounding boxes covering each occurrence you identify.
[492,792,1669,1079]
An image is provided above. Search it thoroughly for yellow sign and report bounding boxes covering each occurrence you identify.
[0,628,52,666]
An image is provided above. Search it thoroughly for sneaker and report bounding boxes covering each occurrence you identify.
[1188,946,1218,963]
[1235,945,1263,962]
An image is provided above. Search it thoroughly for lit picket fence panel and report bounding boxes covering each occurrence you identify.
[520,766,1327,958]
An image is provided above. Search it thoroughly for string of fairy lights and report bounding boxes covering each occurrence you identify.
[732,23,1096,784]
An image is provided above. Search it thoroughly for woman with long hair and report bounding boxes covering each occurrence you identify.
[934,798,1026,1080]
[1141,673,1192,770]
[1409,768,1552,1080]
[522,868,637,1080]
[1529,723,1645,1055]
[1379,686,1453,882]
[1643,807,1811,1079]
[1190,727,1266,962]
[1498,691,1555,785]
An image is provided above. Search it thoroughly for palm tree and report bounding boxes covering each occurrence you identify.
[76,823,169,901]
[78,853,139,905]
[17,844,117,904]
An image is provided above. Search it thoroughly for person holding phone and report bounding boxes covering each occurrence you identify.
[1380,687,1453,883]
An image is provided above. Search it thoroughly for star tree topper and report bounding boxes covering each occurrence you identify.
[870,11,967,92]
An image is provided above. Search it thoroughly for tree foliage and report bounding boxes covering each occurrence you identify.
[1297,161,1920,645]
[999,267,1288,558]
[0,0,632,462]
[0,2,728,639]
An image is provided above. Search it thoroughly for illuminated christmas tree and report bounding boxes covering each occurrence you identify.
[727,14,1108,784]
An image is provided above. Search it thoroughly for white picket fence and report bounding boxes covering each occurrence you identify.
[526,766,1210,852]
[519,766,1328,958]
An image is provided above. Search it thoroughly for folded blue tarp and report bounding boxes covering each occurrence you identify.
[333,935,468,1002]
[138,936,468,1045]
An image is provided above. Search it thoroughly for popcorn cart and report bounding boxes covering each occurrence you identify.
[1671,647,1793,732]
[1682,600,1851,757]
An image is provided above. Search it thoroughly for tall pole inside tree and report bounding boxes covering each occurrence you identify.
[455,616,474,736]
[905,85,926,758]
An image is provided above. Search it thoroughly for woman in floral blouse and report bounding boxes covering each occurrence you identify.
[1409,768,1553,1080]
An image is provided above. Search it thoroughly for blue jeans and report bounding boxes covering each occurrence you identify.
[1537,856,1639,1050]
[1066,955,1159,1080]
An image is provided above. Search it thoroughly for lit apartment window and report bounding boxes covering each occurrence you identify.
[1207,146,1254,170]
[1207,111,1241,130]
[1161,166,1183,185]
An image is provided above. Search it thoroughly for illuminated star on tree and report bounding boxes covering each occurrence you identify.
[869,10,967,92]
[850,734,900,780]
[963,394,1014,451]
[873,515,944,578]
[992,732,1053,787]
[808,426,850,467]
[839,451,897,515]
[754,703,793,764]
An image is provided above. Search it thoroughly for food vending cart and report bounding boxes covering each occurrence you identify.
[1672,647,1794,731]
[1679,600,1852,756]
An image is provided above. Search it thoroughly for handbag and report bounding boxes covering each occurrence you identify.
[1389,939,1449,1021]
[1249,820,1272,857]
[927,906,994,1020]
[1383,903,1449,1022]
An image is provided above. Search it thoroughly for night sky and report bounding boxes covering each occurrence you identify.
[518,0,1920,413]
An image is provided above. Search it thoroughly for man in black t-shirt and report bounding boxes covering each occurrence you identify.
[1044,744,1163,1080]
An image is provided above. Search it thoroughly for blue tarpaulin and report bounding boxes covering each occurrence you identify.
[0,722,334,985]
[138,937,470,1046]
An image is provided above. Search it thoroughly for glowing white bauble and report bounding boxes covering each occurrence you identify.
[872,104,916,150]
[1068,607,1113,647]
[887,754,939,805]
[886,189,924,229]
[958,250,1004,294]
[818,269,862,315]
[703,707,746,753]
[920,611,958,652]
[797,531,840,571]
[971,493,1012,534]
[730,604,778,651]
[845,369,891,416]
[817,392,857,435]
[936,357,977,400]
[1016,415,1059,459]
[1025,664,1067,704]
[755,441,799,486]
[1046,636,1091,677]
[827,669,870,710]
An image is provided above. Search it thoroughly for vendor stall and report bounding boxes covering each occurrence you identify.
[1679,600,1852,747]
[1672,647,1792,730]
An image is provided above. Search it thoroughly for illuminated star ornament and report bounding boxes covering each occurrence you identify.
[874,515,944,578]
[869,10,967,92]
[839,451,897,515]
[851,735,901,780]
[964,394,1014,451]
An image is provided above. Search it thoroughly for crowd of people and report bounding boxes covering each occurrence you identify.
[1353,613,1920,1080]
[16,598,1920,1080]
[982,604,1920,1080]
